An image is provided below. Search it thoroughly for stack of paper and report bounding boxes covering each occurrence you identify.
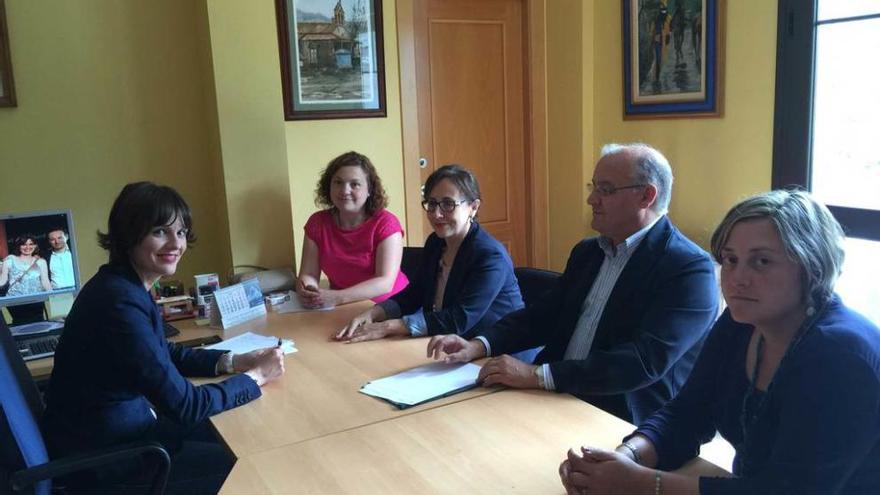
[360,362,481,409]
[205,331,298,355]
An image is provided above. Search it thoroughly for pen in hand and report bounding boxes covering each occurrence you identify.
[277,338,283,348]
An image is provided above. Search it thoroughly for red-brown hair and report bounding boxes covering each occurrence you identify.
[315,151,388,215]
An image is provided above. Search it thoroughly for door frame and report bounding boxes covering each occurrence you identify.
[396,0,549,268]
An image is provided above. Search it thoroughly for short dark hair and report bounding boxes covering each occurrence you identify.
[423,164,481,202]
[11,234,40,257]
[97,182,196,264]
[315,151,388,215]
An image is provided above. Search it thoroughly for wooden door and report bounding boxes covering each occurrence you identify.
[413,0,529,265]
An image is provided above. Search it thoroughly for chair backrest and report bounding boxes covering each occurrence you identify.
[401,247,424,282]
[514,267,561,308]
[0,318,50,494]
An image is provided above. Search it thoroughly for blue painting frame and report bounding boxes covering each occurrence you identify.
[623,0,723,119]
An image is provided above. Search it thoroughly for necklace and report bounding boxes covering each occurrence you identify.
[737,304,823,474]
[740,333,765,432]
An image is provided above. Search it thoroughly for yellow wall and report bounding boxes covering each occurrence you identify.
[204,0,405,272]
[285,0,406,269]
[0,0,230,287]
[546,0,587,271]
[0,0,779,291]
[591,0,777,248]
[0,0,406,303]
[205,0,296,272]
[544,0,777,269]
[253,0,777,272]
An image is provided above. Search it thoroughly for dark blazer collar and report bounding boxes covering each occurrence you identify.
[438,220,481,249]
[425,222,482,310]
[103,261,150,292]
[444,220,481,268]
[576,215,673,301]
[633,215,673,258]
[608,216,673,285]
[593,216,674,331]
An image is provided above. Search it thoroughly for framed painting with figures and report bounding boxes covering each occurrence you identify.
[623,0,723,119]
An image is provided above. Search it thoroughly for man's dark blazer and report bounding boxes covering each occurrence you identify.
[380,222,524,338]
[479,216,719,424]
[42,262,260,458]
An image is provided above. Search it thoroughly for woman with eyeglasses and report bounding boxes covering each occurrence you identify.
[297,151,408,309]
[558,190,880,495]
[336,164,525,344]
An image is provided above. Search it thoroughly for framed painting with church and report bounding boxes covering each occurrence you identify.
[276,0,386,120]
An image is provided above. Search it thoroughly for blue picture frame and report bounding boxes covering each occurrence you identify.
[623,0,723,119]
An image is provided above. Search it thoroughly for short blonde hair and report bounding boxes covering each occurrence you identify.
[710,189,845,306]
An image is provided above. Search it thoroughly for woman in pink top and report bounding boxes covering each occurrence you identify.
[297,151,408,308]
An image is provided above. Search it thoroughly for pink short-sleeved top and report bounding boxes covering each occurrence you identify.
[304,209,409,302]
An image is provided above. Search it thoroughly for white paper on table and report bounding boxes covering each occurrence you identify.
[272,291,335,314]
[360,362,481,406]
[204,331,297,355]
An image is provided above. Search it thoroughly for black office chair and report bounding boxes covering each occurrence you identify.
[0,319,170,494]
[514,267,561,308]
[401,246,424,281]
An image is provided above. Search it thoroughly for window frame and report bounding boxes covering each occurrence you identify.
[771,0,880,241]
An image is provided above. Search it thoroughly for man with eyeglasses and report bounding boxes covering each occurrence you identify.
[427,143,718,424]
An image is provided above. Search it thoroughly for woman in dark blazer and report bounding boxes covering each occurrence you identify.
[336,165,525,346]
[42,182,284,494]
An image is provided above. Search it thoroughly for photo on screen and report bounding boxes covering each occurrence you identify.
[0,209,81,307]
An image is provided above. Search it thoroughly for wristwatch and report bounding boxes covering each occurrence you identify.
[533,365,546,389]
[218,352,235,375]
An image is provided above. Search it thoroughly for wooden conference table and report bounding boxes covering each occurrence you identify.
[29,302,730,492]
[192,302,497,458]
[222,390,729,494]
